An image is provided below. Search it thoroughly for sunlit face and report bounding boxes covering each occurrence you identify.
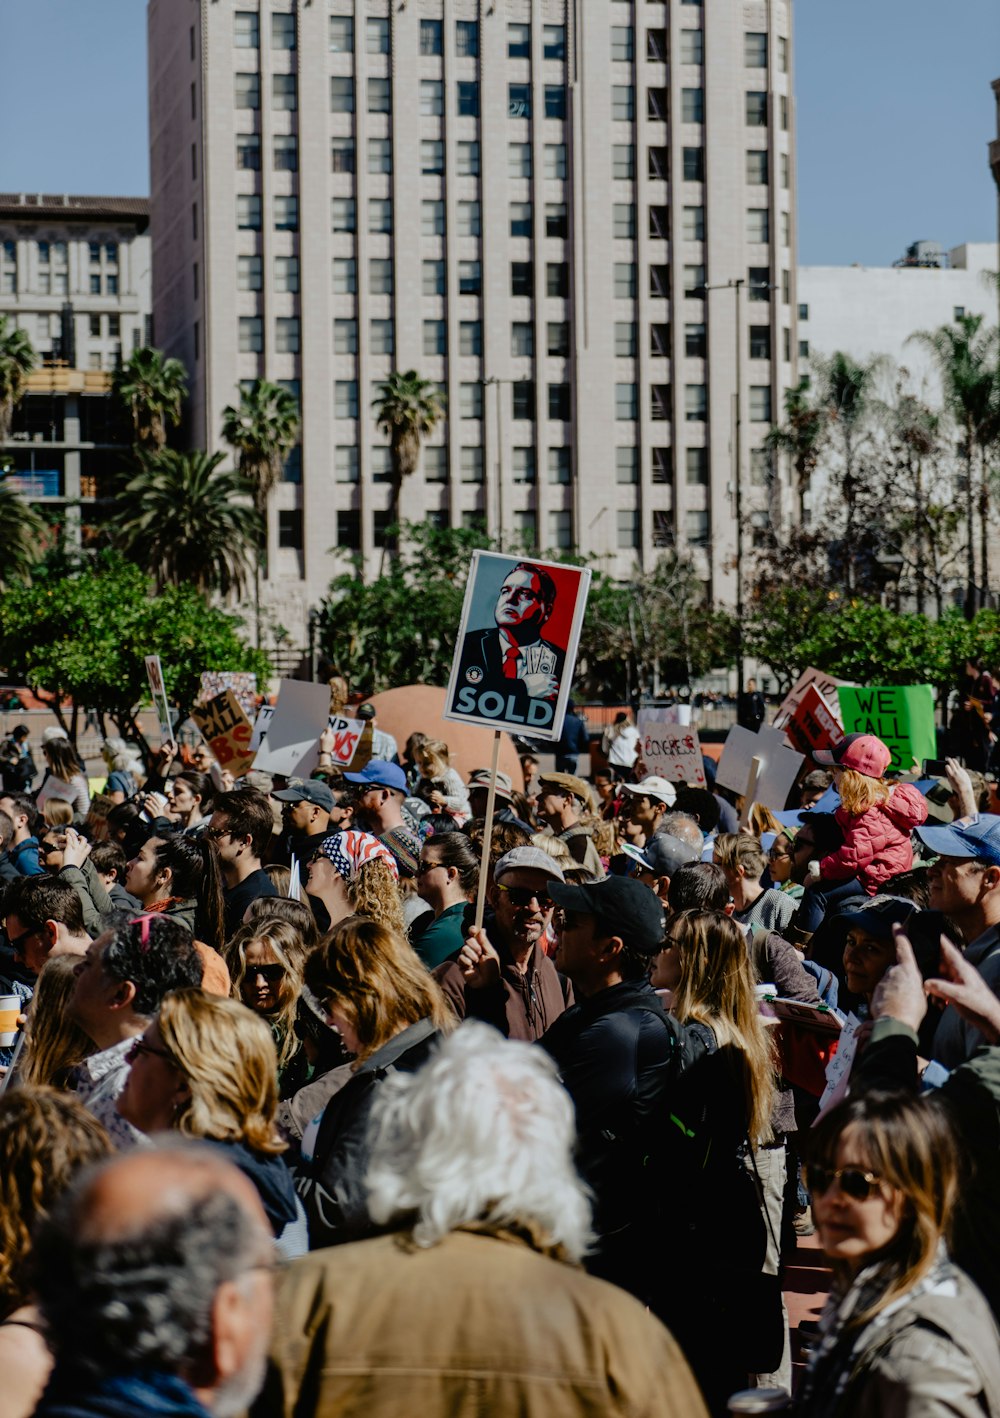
[491,868,553,950]
[494,569,546,634]
[192,744,213,772]
[170,778,200,817]
[327,1004,362,1057]
[242,940,285,1014]
[843,927,896,999]
[5,911,51,976]
[282,798,316,833]
[926,855,989,917]
[305,852,352,917]
[811,1123,907,1273]
[69,932,116,1036]
[627,793,663,835]
[768,834,796,885]
[117,1020,189,1134]
[125,837,167,906]
[416,847,451,909]
[650,934,681,992]
[40,833,65,872]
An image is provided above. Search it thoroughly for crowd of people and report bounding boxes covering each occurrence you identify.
[1,696,1000,1418]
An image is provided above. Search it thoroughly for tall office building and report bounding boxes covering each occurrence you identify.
[149,0,798,645]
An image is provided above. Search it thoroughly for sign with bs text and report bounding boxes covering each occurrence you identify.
[190,690,255,777]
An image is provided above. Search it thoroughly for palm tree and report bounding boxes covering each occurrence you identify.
[113,346,188,451]
[814,351,886,593]
[0,482,46,585]
[108,449,260,597]
[0,316,37,444]
[373,370,445,562]
[220,379,300,642]
[765,377,828,523]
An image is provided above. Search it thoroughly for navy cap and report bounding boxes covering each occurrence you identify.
[841,895,917,942]
[343,759,407,793]
[621,832,699,877]
[915,814,1000,867]
[549,875,665,955]
[274,778,335,811]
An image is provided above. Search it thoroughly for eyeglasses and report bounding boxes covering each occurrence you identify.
[248,963,285,984]
[204,826,231,842]
[768,849,791,862]
[127,1037,179,1067]
[6,925,40,954]
[496,884,549,908]
[806,1164,884,1201]
[417,859,444,876]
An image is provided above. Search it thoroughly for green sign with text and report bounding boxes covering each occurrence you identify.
[836,685,936,774]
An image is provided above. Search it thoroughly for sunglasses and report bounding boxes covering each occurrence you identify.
[496,884,549,908]
[248,963,285,984]
[127,1037,178,1066]
[768,849,791,862]
[417,859,444,875]
[806,1164,884,1201]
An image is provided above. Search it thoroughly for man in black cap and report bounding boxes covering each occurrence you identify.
[622,832,699,908]
[539,876,689,1307]
[272,778,338,873]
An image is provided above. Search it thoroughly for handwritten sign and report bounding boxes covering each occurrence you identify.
[837,685,937,774]
[783,684,844,759]
[144,655,173,744]
[773,667,853,730]
[250,703,372,771]
[637,709,706,786]
[190,690,255,777]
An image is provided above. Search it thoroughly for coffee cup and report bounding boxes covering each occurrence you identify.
[0,994,21,1049]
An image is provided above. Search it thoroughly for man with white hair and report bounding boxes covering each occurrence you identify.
[254,1023,708,1418]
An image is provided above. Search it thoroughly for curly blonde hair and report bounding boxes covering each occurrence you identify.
[350,858,408,937]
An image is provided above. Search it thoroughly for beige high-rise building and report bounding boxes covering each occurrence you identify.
[148,0,798,646]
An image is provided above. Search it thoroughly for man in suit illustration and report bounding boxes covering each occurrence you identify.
[454,563,566,728]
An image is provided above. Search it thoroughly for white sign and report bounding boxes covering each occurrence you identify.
[251,680,331,778]
[249,704,274,754]
[772,666,854,730]
[753,743,806,811]
[251,704,365,769]
[637,710,705,786]
[715,724,804,810]
[144,655,173,744]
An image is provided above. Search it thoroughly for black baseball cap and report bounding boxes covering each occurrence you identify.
[548,876,665,955]
[273,778,335,812]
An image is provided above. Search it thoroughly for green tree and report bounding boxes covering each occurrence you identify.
[0,481,47,585]
[108,449,260,597]
[113,346,188,451]
[765,376,828,523]
[372,371,445,562]
[0,315,37,444]
[814,351,887,592]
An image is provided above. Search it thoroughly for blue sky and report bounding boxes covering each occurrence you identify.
[0,0,997,267]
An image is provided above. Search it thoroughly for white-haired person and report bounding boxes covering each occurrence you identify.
[253,1022,709,1418]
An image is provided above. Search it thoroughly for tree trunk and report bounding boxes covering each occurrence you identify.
[979,454,990,609]
[964,434,976,619]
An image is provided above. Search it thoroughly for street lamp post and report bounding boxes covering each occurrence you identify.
[482,375,504,547]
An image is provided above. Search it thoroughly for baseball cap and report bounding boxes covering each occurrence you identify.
[620,775,677,808]
[273,778,335,812]
[548,876,665,955]
[841,895,917,941]
[623,832,699,877]
[494,845,566,885]
[914,814,1000,867]
[343,759,407,793]
[356,703,376,721]
[538,771,591,805]
[468,768,514,801]
[814,733,891,779]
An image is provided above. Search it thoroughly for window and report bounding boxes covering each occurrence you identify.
[611,25,634,62]
[651,385,671,421]
[458,260,481,295]
[272,73,297,109]
[368,137,391,174]
[337,511,361,550]
[422,200,445,237]
[460,322,482,356]
[549,447,572,484]
[192,203,198,239]
[615,383,637,421]
[616,447,638,484]
[513,447,536,483]
[366,17,389,53]
[649,205,669,239]
[510,202,533,238]
[615,322,636,357]
[784,327,792,361]
[680,29,704,64]
[88,273,100,294]
[461,447,484,483]
[746,149,768,184]
[460,383,483,419]
[547,321,570,357]
[508,83,531,118]
[781,152,790,189]
[274,196,298,231]
[749,325,771,359]
[686,447,708,485]
[333,257,356,293]
[548,383,570,420]
[509,143,532,178]
[647,28,667,62]
[510,323,533,357]
[648,87,667,121]
[332,196,356,232]
[617,510,639,549]
[746,91,767,126]
[685,322,706,357]
[106,272,119,295]
[614,263,636,299]
[454,18,478,56]
[331,76,354,112]
[612,86,635,122]
[272,12,296,48]
[275,256,299,293]
[613,204,635,239]
[422,260,445,295]
[800,302,811,320]
[235,72,260,108]
[329,16,353,51]
[544,24,566,60]
[683,205,705,241]
[89,314,102,337]
[747,208,769,243]
[505,380,534,422]
[336,447,359,483]
[420,19,442,55]
[368,77,391,113]
[513,510,537,547]
[234,11,259,47]
[649,146,668,179]
[778,34,788,72]
[782,269,791,303]
[370,319,394,356]
[546,203,568,238]
[546,263,569,298]
[239,316,263,353]
[421,80,443,116]
[276,317,300,354]
[749,267,771,300]
[237,133,261,169]
[508,24,531,58]
[370,258,393,294]
[544,86,566,120]
[749,385,772,421]
[548,510,572,549]
[237,254,262,291]
[681,88,704,122]
[686,510,709,544]
[331,137,355,173]
[683,146,705,181]
[277,509,304,550]
[745,32,767,67]
[423,321,447,356]
[237,194,262,229]
[781,211,791,247]
[425,447,448,482]
[335,381,359,419]
[457,201,481,237]
[272,135,298,171]
[457,80,479,116]
[751,448,773,485]
[88,241,100,263]
[369,198,392,233]
[799,339,810,359]
[545,144,567,180]
[685,384,706,421]
[511,262,534,298]
[651,448,672,484]
[650,265,671,299]
[334,318,358,355]
[457,141,479,176]
[612,145,635,180]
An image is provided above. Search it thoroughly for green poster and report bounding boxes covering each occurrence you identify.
[836,685,937,774]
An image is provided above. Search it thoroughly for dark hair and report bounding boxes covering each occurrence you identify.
[668,861,729,913]
[244,895,320,952]
[880,869,930,909]
[172,771,215,814]
[511,561,556,620]
[801,769,832,793]
[212,788,274,859]
[0,809,13,852]
[3,876,84,935]
[101,912,203,1016]
[673,788,721,834]
[106,800,150,860]
[0,792,37,834]
[90,841,127,881]
[798,812,843,858]
[152,835,225,953]
[423,831,480,895]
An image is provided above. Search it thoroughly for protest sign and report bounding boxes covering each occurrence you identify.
[837,685,937,774]
[190,690,255,777]
[250,703,371,770]
[636,710,706,786]
[772,667,854,730]
[444,552,591,743]
[716,724,804,810]
[782,684,844,759]
[249,704,274,754]
[251,680,330,777]
[198,672,257,720]
[754,742,806,811]
[144,655,173,744]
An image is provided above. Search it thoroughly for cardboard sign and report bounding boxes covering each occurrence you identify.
[198,672,257,721]
[754,743,806,811]
[773,667,854,730]
[249,704,274,754]
[251,679,330,777]
[250,703,372,771]
[837,685,937,774]
[144,655,173,744]
[716,724,804,810]
[782,684,845,759]
[637,710,706,786]
[444,551,591,743]
[190,690,255,777]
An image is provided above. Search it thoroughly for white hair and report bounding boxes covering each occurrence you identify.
[365,1021,593,1263]
[103,736,142,774]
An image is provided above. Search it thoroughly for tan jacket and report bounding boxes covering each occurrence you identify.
[253,1227,708,1418]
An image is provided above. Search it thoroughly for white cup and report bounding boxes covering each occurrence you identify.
[0,993,21,1049]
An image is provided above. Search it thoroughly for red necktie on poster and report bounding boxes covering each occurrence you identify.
[502,645,519,679]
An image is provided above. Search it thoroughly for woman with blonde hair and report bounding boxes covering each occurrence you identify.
[298,914,452,1248]
[414,738,470,818]
[228,916,310,1094]
[116,987,304,1253]
[304,829,406,937]
[35,737,89,816]
[41,798,73,830]
[18,955,92,1089]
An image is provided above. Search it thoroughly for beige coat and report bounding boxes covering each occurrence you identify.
[253,1227,708,1418]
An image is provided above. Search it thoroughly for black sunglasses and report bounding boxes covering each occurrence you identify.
[496,884,549,908]
[806,1164,883,1201]
[248,963,285,984]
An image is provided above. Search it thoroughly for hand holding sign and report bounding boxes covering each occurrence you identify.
[190,690,255,778]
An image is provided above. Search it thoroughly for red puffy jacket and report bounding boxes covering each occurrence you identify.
[818,782,929,895]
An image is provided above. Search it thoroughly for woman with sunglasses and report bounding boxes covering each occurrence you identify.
[304,830,406,938]
[227,917,310,1096]
[411,831,479,968]
[796,1091,1000,1417]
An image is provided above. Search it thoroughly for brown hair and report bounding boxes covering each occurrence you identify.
[42,739,80,782]
[839,768,892,817]
[244,895,320,951]
[227,918,309,1072]
[20,955,93,1089]
[212,788,274,859]
[42,799,73,828]
[713,831,767,881]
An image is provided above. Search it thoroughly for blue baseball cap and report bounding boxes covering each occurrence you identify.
[915,814,1000,867]
[343,759,407,793]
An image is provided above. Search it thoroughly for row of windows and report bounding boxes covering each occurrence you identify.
[332,507,580,553]
[3,271,120,296]
[0,240,118,265]
[234,11,297,48]
[328,17,565,60]
[613,383,773,422]
[334,444,573,485]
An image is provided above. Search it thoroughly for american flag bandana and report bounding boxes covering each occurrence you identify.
[315,830,399,883]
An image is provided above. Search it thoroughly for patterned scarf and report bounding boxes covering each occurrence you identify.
[315,829,398,883]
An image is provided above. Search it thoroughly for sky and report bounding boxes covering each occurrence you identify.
[0,0,997,268]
